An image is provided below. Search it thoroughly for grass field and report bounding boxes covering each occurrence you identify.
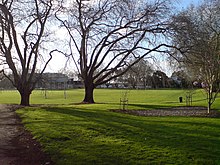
[2,89,220,164]
[0,88,214,108]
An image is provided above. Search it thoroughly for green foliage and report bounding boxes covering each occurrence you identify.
[13,89,220,164]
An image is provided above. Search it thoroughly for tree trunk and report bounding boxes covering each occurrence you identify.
[207,103,211,114]
[207,89,212,114]
[83,81,95,103]
[207,95,211,114]
[19,90,31,106]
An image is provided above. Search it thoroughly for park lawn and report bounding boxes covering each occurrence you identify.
[0,88,212,107]
[14,89,220,164]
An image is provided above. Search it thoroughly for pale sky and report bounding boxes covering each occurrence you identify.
[46,0,202,75]
[176,0,200,9]
[151,0,202,76]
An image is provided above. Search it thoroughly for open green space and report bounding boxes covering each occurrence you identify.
[0,88,213,108]
[2,89,220,164]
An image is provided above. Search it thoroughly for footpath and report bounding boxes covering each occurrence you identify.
[0,104,53,165]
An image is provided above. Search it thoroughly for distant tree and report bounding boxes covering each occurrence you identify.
[151,70,170,88]
[170,70,192,88]
[171,0,220,112]
[0,72,14,89]
[0,0,55,105]
[118,59,153,89]
[56,0,172,103]
[0,72,3,81]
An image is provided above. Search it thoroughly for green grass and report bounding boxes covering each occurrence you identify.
[3,89,220,164]
[0,88,212,107]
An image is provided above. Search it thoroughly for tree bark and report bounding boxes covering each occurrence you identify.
[207,88,213,114]
[82,80,95,103]
[207,103,211,114]
[207,86,213,114]
[19,90,31,106]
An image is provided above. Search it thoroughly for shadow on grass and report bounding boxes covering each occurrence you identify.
[127,103,174,110]
[31,105,220,164]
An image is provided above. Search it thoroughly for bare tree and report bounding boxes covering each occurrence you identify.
[171,0,220,113]
[0,0,55,106]
[56,0,172,103]
[116,59,153,89]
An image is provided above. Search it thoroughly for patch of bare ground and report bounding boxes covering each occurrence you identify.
[0,104,53,165]
[111,106,220,117]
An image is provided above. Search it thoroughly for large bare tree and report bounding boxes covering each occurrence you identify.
[171,0,220,113]
[0,0,55,106]
[56,0,172,103]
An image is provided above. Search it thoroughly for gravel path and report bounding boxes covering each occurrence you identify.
[0,104,53,165]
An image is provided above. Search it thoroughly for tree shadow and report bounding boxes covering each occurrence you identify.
[33,106,220,164]
[127,103,173,110]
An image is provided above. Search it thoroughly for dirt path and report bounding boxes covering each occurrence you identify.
[0,104,53,165]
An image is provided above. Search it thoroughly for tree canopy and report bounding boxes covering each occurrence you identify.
[171,0,220,112]
[0,0,55,105]
[56,0,172,103]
